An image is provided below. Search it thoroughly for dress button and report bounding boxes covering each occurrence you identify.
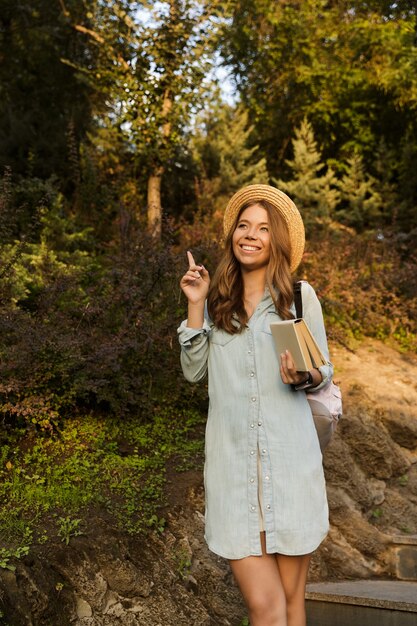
[250,372,255,377]
[266,504,271,510]
[250,450,255,455]
[265,475,270,481]
[262,449,267,454]
[248,350,252,354]
[251,397,256,402]
[251,505,256,511]
[250,478,255,483]
[258,421,262,427]
[250,423,254,428]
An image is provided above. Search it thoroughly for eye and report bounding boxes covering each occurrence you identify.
[260,226,269,232]
[236,222,247,229]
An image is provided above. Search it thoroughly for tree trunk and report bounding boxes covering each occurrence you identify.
[146,88,172,239]
[147,166,164,239]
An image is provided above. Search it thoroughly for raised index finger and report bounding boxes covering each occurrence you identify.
[187,250,196,268]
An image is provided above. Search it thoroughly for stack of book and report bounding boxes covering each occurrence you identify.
[270,318,327,371]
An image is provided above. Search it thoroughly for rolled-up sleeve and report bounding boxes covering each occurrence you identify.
[302,283,334,390]
[177,319,211,382]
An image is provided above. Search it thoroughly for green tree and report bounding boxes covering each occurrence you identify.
[274,118,339,229]
[221,0,417,229]
[0,0,103,187]
[397,129,417,230]
[57,0,142,236]
[336,153,384,230]
[69,0,228,237]
[178,101,268,247]
[192,103,269,217]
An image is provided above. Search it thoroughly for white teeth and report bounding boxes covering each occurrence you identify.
[241,245,259,251]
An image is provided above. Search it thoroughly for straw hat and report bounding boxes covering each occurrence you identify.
[223,184,305,273]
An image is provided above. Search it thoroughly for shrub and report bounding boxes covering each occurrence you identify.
[0,212,200,430]
[302,227,417,350]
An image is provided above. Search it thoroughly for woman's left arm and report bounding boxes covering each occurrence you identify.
[302,282,334,390]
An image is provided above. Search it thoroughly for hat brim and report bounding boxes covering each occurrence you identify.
[223,184,305,273]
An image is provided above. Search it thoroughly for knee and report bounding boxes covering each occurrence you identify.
[285,590,306,624]
[247,590,286,624]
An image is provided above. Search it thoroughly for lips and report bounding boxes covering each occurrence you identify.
[240,244,260,251]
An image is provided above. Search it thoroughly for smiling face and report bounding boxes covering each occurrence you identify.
[232,203,271,272]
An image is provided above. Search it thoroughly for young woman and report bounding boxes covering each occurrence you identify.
[178,185,332,626]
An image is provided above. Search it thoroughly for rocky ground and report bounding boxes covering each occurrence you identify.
[1,339,417,625]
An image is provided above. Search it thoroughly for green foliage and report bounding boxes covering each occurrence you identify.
[274,117,412,233]
[221,0,417,225]
[0,545,30,572]
[0,191,200,425]
[124,1,219,169]
[301,228,417,351]
[71,0,228,229]
[371,508,383,519]
[0,0,103,185]
[146,515,167,534]
[193,103,268,209]
[173,547,192,580]
[0,192,96,307]
[398,474,409,487]
[0,527,32,572]
[397,127,417,230]
[180,102,269,248]
[336,153,384,229]
[57,517,82,545]
[274,118,340,229]
[0,407,205,553]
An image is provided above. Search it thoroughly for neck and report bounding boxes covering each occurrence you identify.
[240,268,267,319]
[241,266,267,297]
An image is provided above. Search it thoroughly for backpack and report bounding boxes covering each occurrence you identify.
[294,281,343,451]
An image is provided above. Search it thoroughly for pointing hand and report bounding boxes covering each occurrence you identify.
[180,251,210,304]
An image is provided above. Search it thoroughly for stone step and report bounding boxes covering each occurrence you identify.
[306,580,417,626]
[389,534,417,581]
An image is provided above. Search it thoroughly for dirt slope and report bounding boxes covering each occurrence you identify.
[332,339,417,422]
[311,339,417,580]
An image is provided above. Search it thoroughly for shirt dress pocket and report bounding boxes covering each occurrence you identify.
[209,328,239,348]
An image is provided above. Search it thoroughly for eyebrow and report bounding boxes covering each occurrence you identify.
[239,217,269,224]
[238,219,269,226]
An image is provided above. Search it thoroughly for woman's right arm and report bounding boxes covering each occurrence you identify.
[178,252,211,382]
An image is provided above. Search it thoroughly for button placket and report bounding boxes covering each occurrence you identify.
[246,328,259,529]
[248,305,271,557]
[258,424,274,528]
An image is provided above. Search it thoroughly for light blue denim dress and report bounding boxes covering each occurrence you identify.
[177,282,331,560]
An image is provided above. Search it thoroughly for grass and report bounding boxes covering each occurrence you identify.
[0,403,205,568]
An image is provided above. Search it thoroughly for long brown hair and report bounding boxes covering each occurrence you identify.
[207,200,295,333]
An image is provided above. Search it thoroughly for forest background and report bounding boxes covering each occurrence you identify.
[0,0,417,590]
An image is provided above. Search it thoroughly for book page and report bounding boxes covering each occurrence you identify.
[296,320,327,367]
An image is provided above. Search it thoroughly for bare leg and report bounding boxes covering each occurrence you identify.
[275,553,311,626]
[230,534,312,626]
[229,533,287,626]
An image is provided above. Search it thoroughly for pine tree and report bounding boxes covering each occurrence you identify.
[274,118,339,228]
[192,103,269,219]
[336,153,384,230]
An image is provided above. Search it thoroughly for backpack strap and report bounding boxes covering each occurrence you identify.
[293,280,303,319]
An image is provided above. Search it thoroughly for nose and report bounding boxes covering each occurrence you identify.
[245,226,257,239]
